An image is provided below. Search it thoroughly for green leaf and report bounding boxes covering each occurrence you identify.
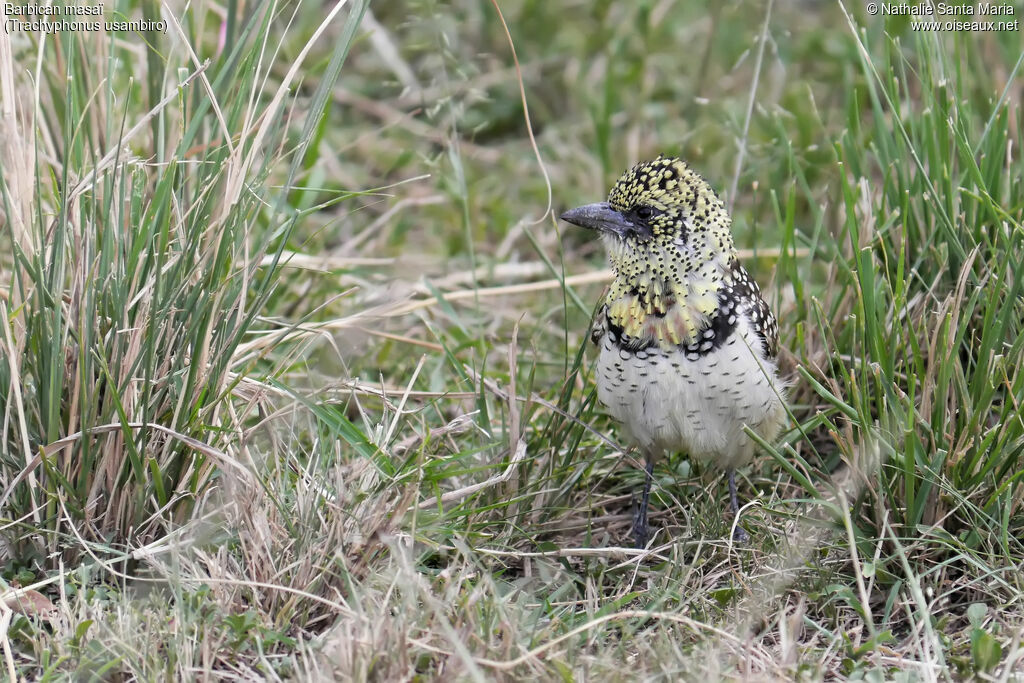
[971,630,1002,673]
[73,620,93,642]
[710,587,740,607]
[966,602,987,628]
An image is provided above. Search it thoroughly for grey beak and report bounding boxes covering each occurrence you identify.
[560,202,635,237]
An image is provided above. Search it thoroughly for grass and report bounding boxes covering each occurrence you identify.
[1,0,1023,679]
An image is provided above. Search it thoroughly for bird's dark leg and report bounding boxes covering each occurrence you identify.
[633,456,655,548]
[727,468,750,543]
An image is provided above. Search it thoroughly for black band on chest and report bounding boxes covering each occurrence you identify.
[604,307,738,357]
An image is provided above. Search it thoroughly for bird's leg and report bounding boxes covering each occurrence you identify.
[727,468,750,543]
[633,455,655,548]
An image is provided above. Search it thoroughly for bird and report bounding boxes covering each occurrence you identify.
[560,155,787,547]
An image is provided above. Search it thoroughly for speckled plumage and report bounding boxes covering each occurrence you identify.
[561,156,786,546]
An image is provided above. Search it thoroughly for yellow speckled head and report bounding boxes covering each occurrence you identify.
[561,155,736,279]
[607,155,732,246]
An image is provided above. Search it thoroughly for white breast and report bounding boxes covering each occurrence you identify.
[595,318,786,467]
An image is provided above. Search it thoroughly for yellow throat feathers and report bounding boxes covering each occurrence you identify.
[605,269,723,349]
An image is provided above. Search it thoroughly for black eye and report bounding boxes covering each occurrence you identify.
[635,205,653,219]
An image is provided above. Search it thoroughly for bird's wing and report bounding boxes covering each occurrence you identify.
[590,303,608,347]
[588,284,613,347]
[727,259,779,359]
[751,296,779,358]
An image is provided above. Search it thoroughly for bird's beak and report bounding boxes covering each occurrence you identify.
[560,202,635,237]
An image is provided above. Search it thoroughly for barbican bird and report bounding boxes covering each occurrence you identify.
[560,156,786,547]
